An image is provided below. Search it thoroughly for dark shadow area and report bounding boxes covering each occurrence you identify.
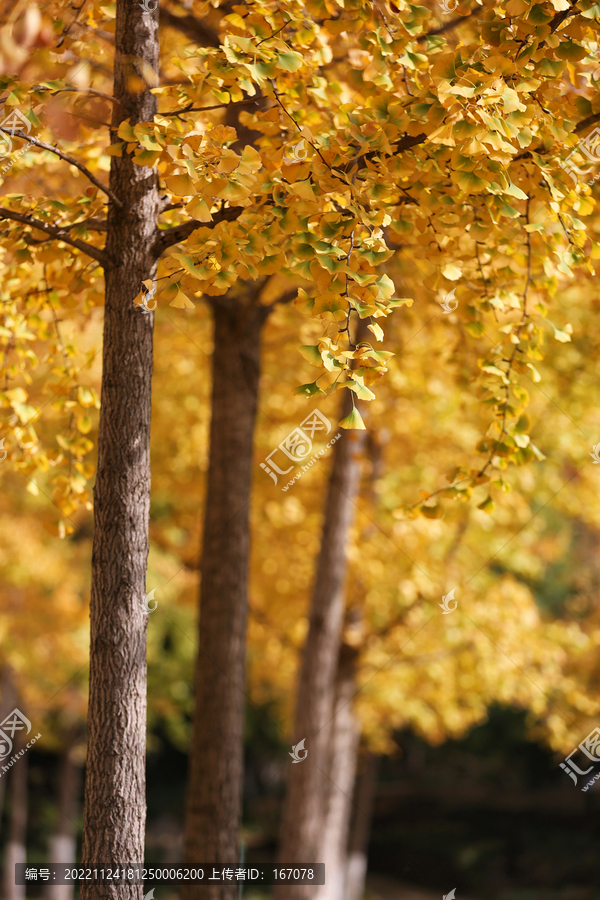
[368,707,600,900]
[7,704,600,900]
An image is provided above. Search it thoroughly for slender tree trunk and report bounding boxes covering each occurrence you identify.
[46,746,82,900]
[315,643,360,900]
[274,383,367,900]
[81,1,159,895]
[182,292,270,900]
[345,755,378,900]
[3,739,27,900]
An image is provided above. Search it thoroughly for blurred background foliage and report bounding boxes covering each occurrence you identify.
[2,237,600,898]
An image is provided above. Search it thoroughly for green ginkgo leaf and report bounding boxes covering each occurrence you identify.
[556,41,588,61]
[339,406,366,430]
[477,495,495,514]
[298,345,323,367]
[295,381,325,397]
[453,170,489,193]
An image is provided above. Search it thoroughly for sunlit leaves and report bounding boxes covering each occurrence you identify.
[339,405,366,430]
[0,0,598,514]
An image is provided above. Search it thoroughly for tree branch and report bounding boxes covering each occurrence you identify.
[0,127,123,207]
[267,287,299,309]
[0,208,111,266]
[574,111,600,134]
[337,131,428,174]
[159,200,184,212]
[548,0,580,33]
[159,6,221,46]
[67,217,108,232]
[159,97,263,118]
[513,111,600,163]
[151,205,245,257]
[33,84,124,109]
[418,7,478,40]
[86,25,116,42]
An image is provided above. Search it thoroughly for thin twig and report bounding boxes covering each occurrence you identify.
[336,131,428,175]
[371,0,395,40]
[66,217,108,232]
[159,97,263,117]
[257,17,290,46]
[47,269,68,365]
[407,198,534,511]
[33,85,124,109]
[270,80,330,168]
[476,195,532,479]
[418,6,478,40]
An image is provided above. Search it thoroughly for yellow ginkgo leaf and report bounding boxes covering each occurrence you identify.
[169,290,195,309]
[442,263,462,281]
[164,174,197,197]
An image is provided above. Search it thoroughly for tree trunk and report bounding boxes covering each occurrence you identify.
[274,383,367,900]
[81,0,159,896]
[315,643,360,900]
[345,754,379,900]
[182,292,269,900]
[0,665,18,841]
[46,745,82,900]
[3,738,27,900]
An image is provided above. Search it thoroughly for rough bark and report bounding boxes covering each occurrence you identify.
[46,745,82,900]
[81,0,159,896]
[345,754,379,900]
[4,736,27,900]
[182,292,270,900]
[274,382,367,900]
[315,643,360,900]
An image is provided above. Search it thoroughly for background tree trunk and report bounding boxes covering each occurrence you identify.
[182,291,270,900]
[46,744,82,900]
[345,754,379,900]
[274,376,367,900]
[315,643,360,900]
[3,738,27,900]
[0,665,18,841]
[81,0,159,896]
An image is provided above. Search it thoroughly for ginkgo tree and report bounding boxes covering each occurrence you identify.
[2,0,600,893]
[248,253,600,899]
